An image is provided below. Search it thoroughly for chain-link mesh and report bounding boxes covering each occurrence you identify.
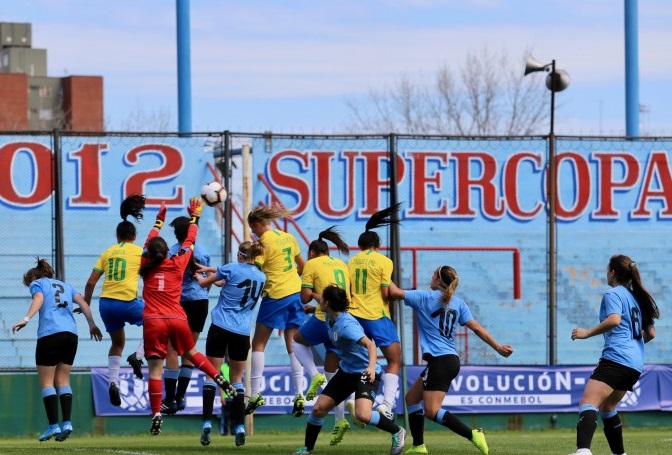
[1,131,670,371]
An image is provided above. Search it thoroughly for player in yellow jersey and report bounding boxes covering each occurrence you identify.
[347,204,402,421]
[292,226,352,445]
[84,195,146,406]
[245,205,307,417]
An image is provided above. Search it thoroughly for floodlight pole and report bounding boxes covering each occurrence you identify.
[525,57,568,366]
[548,60,557,366]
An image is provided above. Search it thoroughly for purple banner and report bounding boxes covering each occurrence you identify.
[92,365,672,416]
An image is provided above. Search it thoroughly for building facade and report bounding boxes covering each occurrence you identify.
[0,22,103,131]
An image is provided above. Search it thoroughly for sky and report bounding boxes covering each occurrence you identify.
[2,0,672,136]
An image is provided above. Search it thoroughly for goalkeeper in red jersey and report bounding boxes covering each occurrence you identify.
[139,197,235,436]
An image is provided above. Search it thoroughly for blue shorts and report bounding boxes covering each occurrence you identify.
[256,293,304,330]
[354,316,400,348]
[298,315,337,353]
[99,297,144,333]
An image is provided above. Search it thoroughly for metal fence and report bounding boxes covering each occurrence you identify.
[1,130,670,371]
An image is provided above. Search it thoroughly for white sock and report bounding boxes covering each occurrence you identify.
[289,352,305,395]
[292,340,318,377]
[326,371,345,420]
[135,339,144,360]
[250,351,264,397]
[382,372,399,408]
[108,355,121,385]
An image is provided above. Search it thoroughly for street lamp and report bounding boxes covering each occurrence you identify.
[524,56,570,366]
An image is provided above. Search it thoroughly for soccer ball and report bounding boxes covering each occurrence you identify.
[200,181,227,206]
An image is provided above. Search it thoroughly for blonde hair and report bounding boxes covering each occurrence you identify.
[247,204,291,225]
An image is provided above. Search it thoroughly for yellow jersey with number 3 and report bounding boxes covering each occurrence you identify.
[348,249,393,320]
[255,229,302,299]
[93,242,143,301]
[301,255,351,321]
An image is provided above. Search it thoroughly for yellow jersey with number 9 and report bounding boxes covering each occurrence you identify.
[348,249,393,320]
[301,255,351,321]
[255,229,302,299]
[93,242,143,301]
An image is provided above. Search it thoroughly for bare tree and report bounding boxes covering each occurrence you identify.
[345,48,550,136]
[106,99,174,132]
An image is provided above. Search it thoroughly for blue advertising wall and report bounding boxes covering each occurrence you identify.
[1,134,670,369]
[251,136,672,366]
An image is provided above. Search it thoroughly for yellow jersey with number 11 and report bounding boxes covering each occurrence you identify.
[348,249,393,320]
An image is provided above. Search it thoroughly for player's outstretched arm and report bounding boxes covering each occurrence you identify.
[465,319,513,358]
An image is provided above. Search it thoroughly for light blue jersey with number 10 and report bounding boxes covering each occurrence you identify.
[403,289,473,357]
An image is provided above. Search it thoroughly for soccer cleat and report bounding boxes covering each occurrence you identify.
[215,374,237,397]
[39,424,61,442]
[150,413,163,435]
[160,399,178,415]
[471,428,489,455]
[109,383,122,407]
[127,353,144,379]
[390,427,406,455]
[294,447,313,454]
[346,399,366,428]
[292,393,306,417]
[176,396,187,412]
[200,420,212,446]
[305,372,326,401]
[404,444,428,454]
[568,451,593,455]
[234,424,246,446]
[245,393,265,415]
[377,403,394,420]
[55,421,73,442]
[330,417,350,446]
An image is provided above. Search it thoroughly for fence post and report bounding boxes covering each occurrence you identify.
[52,128,65,281]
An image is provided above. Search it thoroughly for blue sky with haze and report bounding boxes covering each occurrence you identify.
[2,0,671,135]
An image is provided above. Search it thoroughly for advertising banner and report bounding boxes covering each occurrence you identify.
[92,364,672,416]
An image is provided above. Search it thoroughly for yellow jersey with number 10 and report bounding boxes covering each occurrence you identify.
[348,249,393,320]
[301,255,351,321]
[93,242,143,301]
[255,229,302,299]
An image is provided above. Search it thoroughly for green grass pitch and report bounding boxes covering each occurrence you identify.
[1,428,671,454]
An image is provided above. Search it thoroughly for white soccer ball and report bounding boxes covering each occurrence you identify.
[200,181,227,207]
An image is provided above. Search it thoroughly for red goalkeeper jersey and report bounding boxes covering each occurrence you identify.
[141,224,197,320]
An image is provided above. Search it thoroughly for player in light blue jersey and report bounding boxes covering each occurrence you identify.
[388,265,513,455]
[162,216,212,414]
[295,285,406,455]
[194,240,266,447]
[569,255,659,455]
[12,258,103,442]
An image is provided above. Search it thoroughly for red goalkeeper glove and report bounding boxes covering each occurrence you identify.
[154,202,167,229]
[188,197,204,224]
